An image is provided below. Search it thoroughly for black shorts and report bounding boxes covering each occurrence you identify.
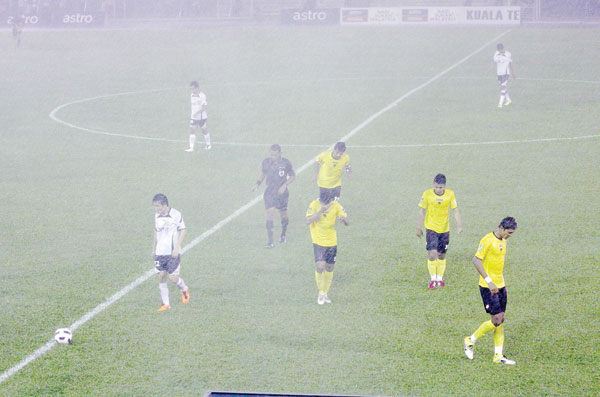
[497,74,509,85]
[313,244,337,264]
[190,118,207,127]
[319,186,341,202]
[480,286,507,315]
[425,229,449,254]
[264,188,289,210]
[154,255,181,275]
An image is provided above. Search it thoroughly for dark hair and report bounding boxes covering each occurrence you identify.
[152,193,168,206]
[433,173,446,184]
[319,190,334,204]
[499,216,517,230]
[497,43,504,50]
[190,81,199,88]
[334,142,346,153]
[270,144,281,152]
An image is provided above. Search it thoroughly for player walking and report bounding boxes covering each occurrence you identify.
[417,174,462,289]
[186,81,211,151]
[306,191,349,305]
[493,43,516,108]
[464,217,518,365]
[313,141,352,202]
[152,194,190,311]
[252,144,296,248]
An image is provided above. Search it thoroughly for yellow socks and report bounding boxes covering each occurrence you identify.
[494,324,505,354]
[316,271,334,295]
[315,271,325,294]
[437,258,446,280]
[323,271,334,294]
[428,259,447,280]
[427,260,436,280]
[473,320,496,340]
[470,321,507,357]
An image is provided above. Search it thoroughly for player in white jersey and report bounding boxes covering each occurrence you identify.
[186,81,211,152]
[152,193,190,311]
[493,43,516,108]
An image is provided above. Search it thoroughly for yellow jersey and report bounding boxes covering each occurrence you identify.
[306,199,347,247]
[475,232,508,288]
[316,151,350,188]
[418,188,457,233]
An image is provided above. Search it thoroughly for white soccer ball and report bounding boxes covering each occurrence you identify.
[54,328,72,344]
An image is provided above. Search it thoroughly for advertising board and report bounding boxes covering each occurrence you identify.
[340,7,520,26]
[54,12,106,27]
[4,12,106,27]
[281,8,340,25]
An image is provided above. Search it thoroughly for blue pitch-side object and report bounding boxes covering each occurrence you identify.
[204,393,375,397]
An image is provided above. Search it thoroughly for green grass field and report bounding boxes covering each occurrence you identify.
[1,25,599,396]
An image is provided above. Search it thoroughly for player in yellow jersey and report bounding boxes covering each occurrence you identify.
[417,174,462,289]
[464,217,517,365]
[306,191,349,305]
[313,141,352,202]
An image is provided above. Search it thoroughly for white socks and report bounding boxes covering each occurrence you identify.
[160,279,187,305]
[175,278,187,291]
[189,134,196,149]
[159,283,169,305]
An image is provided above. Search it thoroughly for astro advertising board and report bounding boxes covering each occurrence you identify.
[281,8,340,25]
[4,12,105,27]
[53,12,105,27]
[5,14,46,26]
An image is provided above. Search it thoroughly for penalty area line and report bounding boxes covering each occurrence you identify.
[2,30,511,385]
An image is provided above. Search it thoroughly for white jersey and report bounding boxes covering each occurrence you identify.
[493,50,512,76]
[154,208,186,256]
[190,92,207,120]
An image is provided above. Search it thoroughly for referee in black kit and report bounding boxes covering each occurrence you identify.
[252,144,296,248]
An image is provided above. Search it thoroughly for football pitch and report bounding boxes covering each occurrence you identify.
[1,25,599,395]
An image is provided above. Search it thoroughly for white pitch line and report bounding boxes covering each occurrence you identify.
[208,133,600,148]
[447,76,600,85]
[48,87,183,143]
[348,134,600,148]
[2,30,511,385]
[49,76,600,147]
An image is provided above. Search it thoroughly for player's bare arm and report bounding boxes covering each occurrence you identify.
[473,256,498,294]
[417,207,425,238]
[153,231,158,260]
[454,207,463,234]
[345,164,352,179]
[194,103,206,118]
[172,228,187,258]
[313,161,320,182]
